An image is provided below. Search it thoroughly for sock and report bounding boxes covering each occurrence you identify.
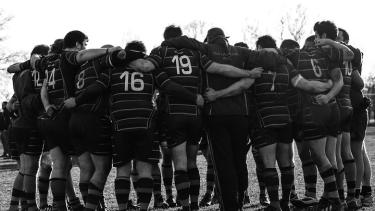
[188,168,200,208]
[338,189,345,201]
[67,197,82,210]
[152,168,162,197]
[302,161,317,198]
[136,177,153,211]
[21,193,28,210]
[319,166,339,199]
[162,163,173,198]
[253,147,266,196]
[115,176,130,211]
[206,164,215,194]
[263,168,279,203]
[79,182,89,204]
[361,186,372,197]
[174,170,190,208]
[342,159,356,199]
[85,182,103,210]
[38,177,50,208]
[23,173,37,209]
[355,189,361,198]
[9,172,24,210]
[50,178,67,210]
[280,166,294,202]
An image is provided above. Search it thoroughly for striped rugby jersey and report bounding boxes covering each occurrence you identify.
[337,59,352,110]
[285,46,343,105]
[147,46,213,116]
[252,61,295,128]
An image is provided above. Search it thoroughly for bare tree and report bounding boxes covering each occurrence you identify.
[242,21,260,49]
[0,10,13,42]
[280,4,308,43]
[183,20,208,41]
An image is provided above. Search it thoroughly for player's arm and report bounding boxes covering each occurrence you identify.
[316,39,354,61]
[6,95,18,112]
[291,74,333,93]
[73,46,122,64]
[129,59,156,72]
[206,62,263,78]
[7,60,32,73]
[161,36,207,53]
[314,68,344,105]
[204,78,254,102]
[351,69,364,91]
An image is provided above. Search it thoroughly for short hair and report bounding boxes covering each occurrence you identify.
[303,35,316,48]
[338,28,349,43]
[313,21,338,40]
[31,44,49,56]
[50,39,64,54]
[163,25,182,41]
[125,40,146,53]
[101,44,114,49]
[280,39,300,50]
[63,30,87,48]
[234,42,249,49]
[256,35,277,49]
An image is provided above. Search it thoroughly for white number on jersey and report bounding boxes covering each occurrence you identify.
[120,71,144,91]
[46,68,56,89]
[172,55,192,75]
[31,70,43,87]
[310,59,322,78]
[76,70,85,89]
[343,61,352,76]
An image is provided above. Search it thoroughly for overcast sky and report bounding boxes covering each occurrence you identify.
[1,0,374,78]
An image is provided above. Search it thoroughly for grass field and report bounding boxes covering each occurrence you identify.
[1,128,375,211]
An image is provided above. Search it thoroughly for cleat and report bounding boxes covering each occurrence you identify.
[199,192,212,207]
[260,194,270,206]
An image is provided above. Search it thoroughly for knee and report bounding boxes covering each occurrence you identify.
[79,162,94,176]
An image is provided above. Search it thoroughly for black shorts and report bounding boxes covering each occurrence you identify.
[292,121,303,142]
[69,112,112,156]
[37,111,74,155]
[251,124,292,149]
[166,115,202,148]
[150,128,162,165]
[11,127,43,156]
[7,127,20,159]
[339,107,353,133]
[154,112,170,144]
[301,102,340,141]
[351,109,367,142]
[113,129,153,167]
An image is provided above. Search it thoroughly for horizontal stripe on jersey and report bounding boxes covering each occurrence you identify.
[336,61,352,110]
[148,46,212,116]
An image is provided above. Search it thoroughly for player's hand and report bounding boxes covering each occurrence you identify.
[63,97,77,109]
[315,38,331,46]
[315,94,330,105]
[204,88,217,102]
[108,46,122,53]
[117,49,127,60]
[196,94,205,107]
[30,54,41,69]
[248,67,264,78]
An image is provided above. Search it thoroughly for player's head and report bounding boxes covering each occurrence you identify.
[204,27,229,45]
[337,28,349,44]
[50,39,64,54]
[63,30,88,50]
[125,40,146,53]
[30,44,50,57]
[163,25,182,41]
[313,21,338,40]
[101,44,114,49]
[303,35,316,49]
[234,42,249,49]
[2,101,7,110]
[256,35,277,50]
[280,39,300,50]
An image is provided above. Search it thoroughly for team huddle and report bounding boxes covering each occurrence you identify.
[3,19,373,211]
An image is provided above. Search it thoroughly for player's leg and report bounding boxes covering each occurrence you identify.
[251,146,269,206]
[199,133,215,207]
[66,167,84,211]
[342,132,357,207]
[160,142,175,206]
[295,141,317,199]
[115,163,132,211]
[361,144,372,207]
[38,151,52,210]
[187,143,199,211]
[77,152,94,205]
[335,133,345,202]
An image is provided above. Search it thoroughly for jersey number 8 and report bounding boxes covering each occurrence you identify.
[172,55,192,75]
[120,71,144,91]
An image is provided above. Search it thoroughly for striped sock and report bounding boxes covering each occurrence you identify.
[162,163,173,198]
[188,168,200,209]
[263,168,280,203]
[361,186,372,197]
[338,189,345,201]
[343,159,357,199]
[319,166,339,199]
[355,189,361,198]
[38,177,50,208]
[21,194,28,210]
[302,161,317,198]
[336,168,345,200]
[79,182,89,204]
[206,164,215,195]
[114,176,130,211]
[136,177,153,211]
[50,178,67,210]
[84,182,103,210]
[24,174,37,209]
[152,169,162,197]
[175,170,190,209]
[9,172,24,210]
[280,166,294,202]
[67,197,82,210]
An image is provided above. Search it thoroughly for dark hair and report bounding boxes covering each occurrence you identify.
[313,21,338,40]
[50,39,64,54]
[30,44,49,56]
[305,35,315,43]
[338,28,349,42]
[280,39,300,50]
[234,42,249,49]
[256,35,277,49]
[125,40,146,53]
[63,30,87,48]
[163,25,182,41]
[101,44,114,48]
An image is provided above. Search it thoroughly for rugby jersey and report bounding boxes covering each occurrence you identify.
[348,46,364,109]
[337,59,352,110]
[147,46,212,116]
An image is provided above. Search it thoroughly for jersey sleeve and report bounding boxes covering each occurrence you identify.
[64,51,80,66]
[199,52,213,71]
[286,61,299,79]
[161,36,208,53]
[321,47,342,70]
[147,47,164,69]
[246,50,287,71]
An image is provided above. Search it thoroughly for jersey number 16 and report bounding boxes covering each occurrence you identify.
[120,71,144,91]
